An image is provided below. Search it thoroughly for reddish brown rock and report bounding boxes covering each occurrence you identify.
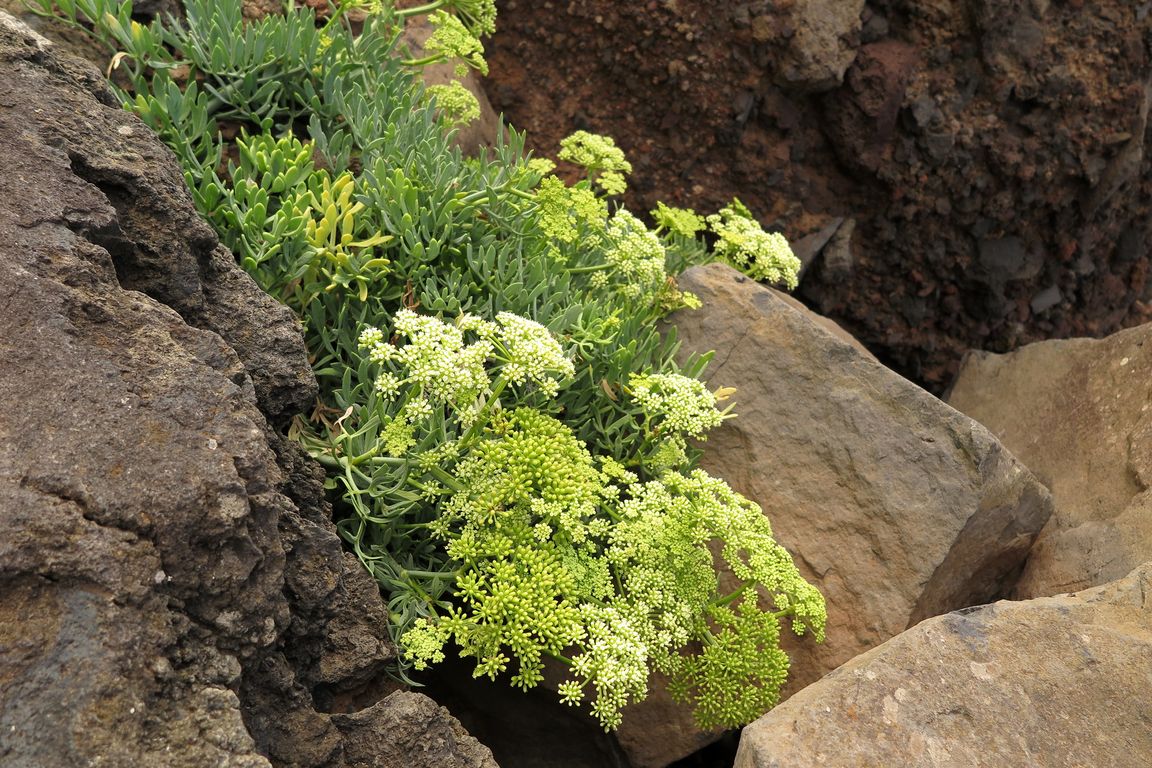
[487,0,1152,392]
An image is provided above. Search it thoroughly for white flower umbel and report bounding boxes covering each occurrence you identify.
[603,210,668,300]
[628,372,726,438]
[493,312,574,396]
[358,310,573,408]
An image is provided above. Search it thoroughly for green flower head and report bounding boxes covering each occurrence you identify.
[651,201,705,238]
[558,131,633,196]
[707,199,801,289]
[427,81,481,126]
[426,10,489,75]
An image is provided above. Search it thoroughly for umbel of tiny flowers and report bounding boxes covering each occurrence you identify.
[707,199,802,289]
[426,81,481,125]
[602,209,668,300]
[414,10,489,76]
[394,0,498,38]
[533,174,607,245]
[628,371,730,438]
[358,309,574,421]
[651,201,705,239]
[558,131,633,196]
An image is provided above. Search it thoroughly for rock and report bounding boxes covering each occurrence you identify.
[333,691,499,768]
[777,0,865,92]
[791,216,842,279]
[734,562,1152,767]
[0,13,492,767]
[619,263,1051,766]
[413,655,629,768]
[947,323,1152,598]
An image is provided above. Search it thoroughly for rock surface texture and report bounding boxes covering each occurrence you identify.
[488,0,1152,391]
[735,563,1152,768]
[948,324,1152,599]
[0,14,495,768]
[616,263,1052,766]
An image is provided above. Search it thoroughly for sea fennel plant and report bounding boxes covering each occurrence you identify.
[36,0,827,730]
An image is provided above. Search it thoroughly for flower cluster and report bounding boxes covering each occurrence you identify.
[491,312,575,396]
[560,604,650,730]
[707,199,801,289]
[558,131,633,196]
[360,309,491,406]
[629,372,727,438]
[440,408,602,531]
[438,518,586,690]
[609,470,826,729]
[603,210,668,300]
[427,81,481,125]
[651,201,705,238]
[359,310,573,409]
[425,10,488,76]
[535,175,607,245]
[446,0,497,36]
[667,598,791,730]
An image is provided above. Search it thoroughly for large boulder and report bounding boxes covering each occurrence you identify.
[947,323,1152,599]
[612,263,1052,767]
[735,562,1152,767]
[0,13,494,767]
[676,262,1052,690]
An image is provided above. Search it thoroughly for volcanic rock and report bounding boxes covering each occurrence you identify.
[948,323,1152,599]
[0,12,494,767]
[735,563,1152,767]
[606,263,1052,767]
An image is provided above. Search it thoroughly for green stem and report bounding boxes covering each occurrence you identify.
[566,263,610,275]
[395,0,447,17]
[402,54,447,68]
[710,579,757,609]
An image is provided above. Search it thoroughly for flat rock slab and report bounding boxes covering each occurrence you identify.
[0,13,493,767]
[735,562,1152,767]
[948,324,1152,598]
[618,263,1052,767]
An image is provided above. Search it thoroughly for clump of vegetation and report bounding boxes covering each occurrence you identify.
[33,0,825,730]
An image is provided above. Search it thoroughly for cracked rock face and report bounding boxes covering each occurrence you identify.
[0,13,495,768]
[948,322,1152,599]
[735,563,1152,768]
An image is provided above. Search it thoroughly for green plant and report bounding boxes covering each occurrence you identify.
[34,0,826,730]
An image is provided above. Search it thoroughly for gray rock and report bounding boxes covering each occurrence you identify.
[948,323,1152,599]
[777,0,865,92]
[791,216,843,279]
[618,263,1051,766]
[333,691,500,768]
[0,12,492,767]
[735,563,1152,767]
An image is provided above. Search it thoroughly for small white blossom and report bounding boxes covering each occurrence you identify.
[629,372,725,438]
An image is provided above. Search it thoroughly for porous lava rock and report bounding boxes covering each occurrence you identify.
[948,322,1152,599]
[0,13,494,768]
[487,0,1152,392]
[735,563,1152,768]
